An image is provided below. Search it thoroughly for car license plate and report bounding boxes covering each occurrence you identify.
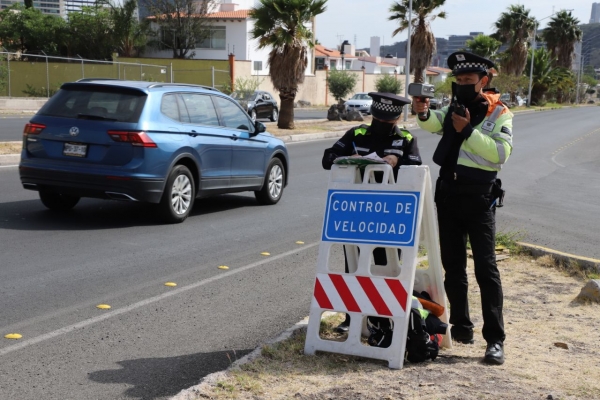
[63,142,88,157]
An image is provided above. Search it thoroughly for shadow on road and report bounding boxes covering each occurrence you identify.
[0,194,261,231]
[88,348,253,399]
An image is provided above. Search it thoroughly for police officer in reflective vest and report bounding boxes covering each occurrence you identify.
[322,92,422,333]
[413,52,513,365]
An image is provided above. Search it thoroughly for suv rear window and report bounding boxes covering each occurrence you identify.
[38,84,147,123]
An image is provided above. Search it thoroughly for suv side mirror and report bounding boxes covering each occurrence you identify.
[254,121,266,134]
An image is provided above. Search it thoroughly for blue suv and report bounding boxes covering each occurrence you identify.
[19,80,289,223]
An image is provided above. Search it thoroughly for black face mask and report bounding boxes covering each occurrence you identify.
[452,80,481,104]
[370,118,396,135]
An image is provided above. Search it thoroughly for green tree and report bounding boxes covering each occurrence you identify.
[543,10,582,69]
[143,0,217,59]
[433,75,455,100]
[493,4,536,76]
[250,0,327,129]
[66,6,114,59]
[494,74,528,99]
[524,47,575,105]
[388,0,446,83]
[328,70,358,102]
[0,4,67,54]
[374,74,403,94]
[465,34,501,59]
[102,0,149,57]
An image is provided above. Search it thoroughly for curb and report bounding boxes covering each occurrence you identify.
[169,317,310,400]
[0,154,19,166]
[517,242,600,273]
[278,122,419,144]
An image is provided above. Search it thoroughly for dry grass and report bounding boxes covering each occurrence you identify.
[189,255,600,400]
[0,141,21,155]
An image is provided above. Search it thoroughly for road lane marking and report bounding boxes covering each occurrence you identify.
[551,127,600,168]
[0,242,319,357]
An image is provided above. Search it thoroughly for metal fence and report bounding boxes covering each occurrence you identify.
[0,52,232,98]
[171,67,231,91]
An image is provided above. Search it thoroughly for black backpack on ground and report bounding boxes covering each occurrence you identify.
[367,309,440,363]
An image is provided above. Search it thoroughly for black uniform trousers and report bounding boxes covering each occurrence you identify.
[435,185,505,344]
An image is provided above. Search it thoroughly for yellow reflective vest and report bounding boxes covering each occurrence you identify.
[417,92,513,178]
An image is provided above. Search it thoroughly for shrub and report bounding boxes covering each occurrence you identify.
[375,74,403,94]
[327,70,358,102]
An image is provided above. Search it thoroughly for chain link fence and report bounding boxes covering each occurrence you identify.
[0,52,169,98]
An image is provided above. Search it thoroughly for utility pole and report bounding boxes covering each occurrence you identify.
[403,0,413,122]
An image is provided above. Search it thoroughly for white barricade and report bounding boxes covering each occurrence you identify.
[304,164,450,369]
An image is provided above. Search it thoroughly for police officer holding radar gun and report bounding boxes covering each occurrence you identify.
[413,52,513,365]
[322,92,422,333]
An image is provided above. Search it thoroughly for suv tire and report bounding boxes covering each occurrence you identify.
[255,158,284,205]
[39,191,80,211]
[270,108,279,122]
[250,109,257,122]
[159,165,195,223]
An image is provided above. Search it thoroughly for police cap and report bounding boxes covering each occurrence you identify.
[448,51,495,76]
[368,92,411,121]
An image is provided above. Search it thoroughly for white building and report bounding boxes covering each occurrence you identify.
[145,0,313,76]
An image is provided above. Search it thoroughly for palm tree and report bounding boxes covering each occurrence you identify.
[525,47,575,105]
[543,10,582,69]
[492,4,536,76]
[102,0,149,57]
[388,0,446,84]
[465,34,501,59]
[249,0,327,129]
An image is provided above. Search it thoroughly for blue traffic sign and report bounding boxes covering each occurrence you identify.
[322,190,420,247]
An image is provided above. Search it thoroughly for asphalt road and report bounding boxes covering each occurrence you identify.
[0,107,599,399]
[0,110,327,142]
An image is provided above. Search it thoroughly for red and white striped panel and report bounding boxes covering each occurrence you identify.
[312,273,409,317]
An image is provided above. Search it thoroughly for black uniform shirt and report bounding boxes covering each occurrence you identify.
[322,124,422,172]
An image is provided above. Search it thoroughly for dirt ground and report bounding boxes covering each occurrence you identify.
[0,141,21,155]
[186,254,600,400]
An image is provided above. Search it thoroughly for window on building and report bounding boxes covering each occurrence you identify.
[316,58,325,70]
[253,61,263,71]
[197,26,226,50]
[345,60,351,70]
[330,60,337,70]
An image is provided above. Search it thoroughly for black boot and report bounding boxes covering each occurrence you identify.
[335,314,350,333]
[484,341,504,365]
[451,326,474,344]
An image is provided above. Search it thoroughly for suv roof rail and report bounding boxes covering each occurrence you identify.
[76,78,122,82]
[147,83,221,92]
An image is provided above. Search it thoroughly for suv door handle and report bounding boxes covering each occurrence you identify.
[231,134,238,141]
[188,130,198,137]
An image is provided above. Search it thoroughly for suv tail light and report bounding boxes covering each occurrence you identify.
[24,123,46,136]
[107,131,157,148]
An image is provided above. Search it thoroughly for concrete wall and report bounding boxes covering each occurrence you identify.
[251,70,408,106]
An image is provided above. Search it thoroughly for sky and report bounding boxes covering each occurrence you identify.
[314,0,597,50]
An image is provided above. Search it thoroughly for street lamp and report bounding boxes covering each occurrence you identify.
[403,0,413,122]
[522,9,573,107]
[340,40,349,70]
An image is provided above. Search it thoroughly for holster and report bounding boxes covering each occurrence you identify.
[492,179,505,207]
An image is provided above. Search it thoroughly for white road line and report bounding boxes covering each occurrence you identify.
[551,154,565,168]
[0,242,319,357]
[0,165,18,168]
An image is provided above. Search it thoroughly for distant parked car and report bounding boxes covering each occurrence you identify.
[19,80,289,223]
[500,93,525,107]
[429,98,440,110]
[344,92,373,114]
[231,90,278,122]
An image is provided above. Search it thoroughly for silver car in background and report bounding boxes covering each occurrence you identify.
[344,92,373,114]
